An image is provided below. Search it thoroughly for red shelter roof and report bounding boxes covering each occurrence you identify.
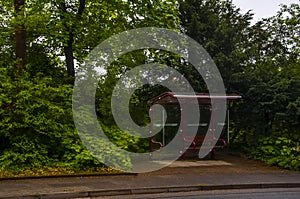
[148,92,242,105]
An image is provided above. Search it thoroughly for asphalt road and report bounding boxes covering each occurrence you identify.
[99,188,300,199]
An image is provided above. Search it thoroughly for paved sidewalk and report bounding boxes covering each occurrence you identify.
[0,153,299,199]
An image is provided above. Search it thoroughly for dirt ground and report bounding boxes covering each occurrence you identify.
[139,151,291,176]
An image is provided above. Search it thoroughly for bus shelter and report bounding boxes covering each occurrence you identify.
[148,92,241,159]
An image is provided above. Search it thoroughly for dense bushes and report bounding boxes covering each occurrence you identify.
[251,136,300,171]
[0,69,103,173]
[0,67,147,173]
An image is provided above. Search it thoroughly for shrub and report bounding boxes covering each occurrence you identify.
[252,136,300,171]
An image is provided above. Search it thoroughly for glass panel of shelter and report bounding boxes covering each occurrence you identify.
[151,103,228,148]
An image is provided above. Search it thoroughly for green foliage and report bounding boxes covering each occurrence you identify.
[0,67,143,173]
[0,0,299,174]
[178,2,300,171]
[101,125,147,153]
[251,136,300,171]
[179,0,253,91]
[0,68,104,172]
[229,3,300,151]
[0,0,182,174]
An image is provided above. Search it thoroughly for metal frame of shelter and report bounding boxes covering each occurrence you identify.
[148,92,241,159]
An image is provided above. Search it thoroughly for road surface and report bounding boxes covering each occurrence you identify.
[99,188,300,199]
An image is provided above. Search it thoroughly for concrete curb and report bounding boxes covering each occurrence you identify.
[2,183,300,199]
[0,173,137,181]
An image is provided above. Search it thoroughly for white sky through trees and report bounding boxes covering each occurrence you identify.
[232,0,299,22]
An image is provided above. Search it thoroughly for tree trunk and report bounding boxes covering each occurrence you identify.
[14,0,26,75]
[64,32,75,78]
[264,111,270,135]
[61,0,86,79]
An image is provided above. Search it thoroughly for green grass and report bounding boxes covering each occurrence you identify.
[0,166,123,178]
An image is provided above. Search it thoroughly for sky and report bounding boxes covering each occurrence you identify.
[232,0,299,22]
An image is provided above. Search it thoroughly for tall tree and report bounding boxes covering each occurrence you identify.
[179,0,253,92]
[13,0,26,75]
[58,0,86,78]
[228,3,300,144]
[95,0,181,127]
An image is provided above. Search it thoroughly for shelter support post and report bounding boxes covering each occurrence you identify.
[227,107,230,144]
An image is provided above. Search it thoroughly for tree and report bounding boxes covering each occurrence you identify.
[228,3,300,160]
[0,0,184,172]
[56,0,86,78]
[95,0,181,124]
[179,0,253,92]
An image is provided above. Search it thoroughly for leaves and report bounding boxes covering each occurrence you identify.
[0,0,299,174]
[253,137,300,171]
